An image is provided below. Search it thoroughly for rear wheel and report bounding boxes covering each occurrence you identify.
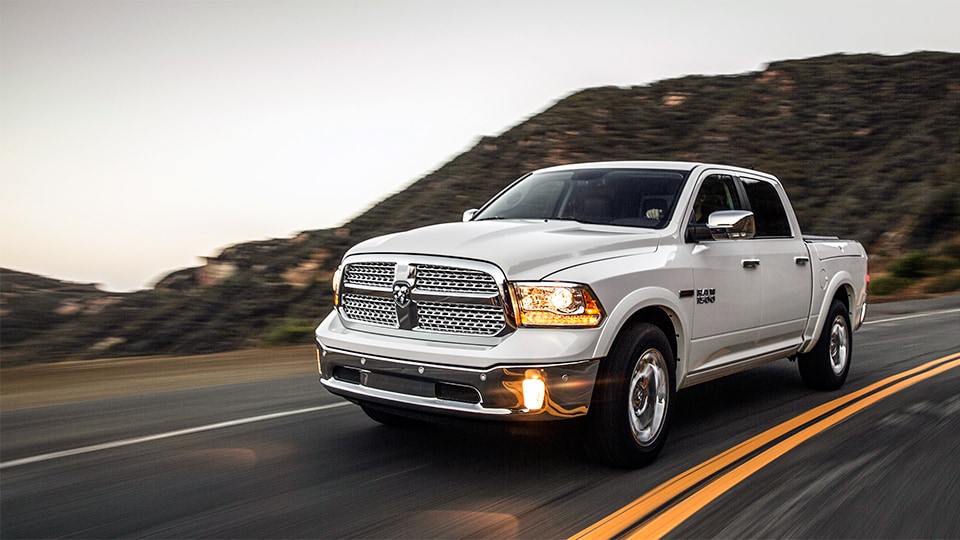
[799,299,852,390]
[586,323,676,468]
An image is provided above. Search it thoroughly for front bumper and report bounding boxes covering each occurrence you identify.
[318,345,600,419]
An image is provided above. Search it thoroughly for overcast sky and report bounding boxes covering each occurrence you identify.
[3,0,959,292]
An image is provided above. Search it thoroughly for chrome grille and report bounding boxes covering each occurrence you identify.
[344,261,395,289]
[341,293,399,328]
[416,301,505,335]
[338,259,509,337]
[414,265,499,294]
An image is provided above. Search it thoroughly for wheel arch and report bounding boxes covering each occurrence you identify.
[608,306,680,361]
[800,274,857,354]
[835,283,854,312]
[593,289,688,389]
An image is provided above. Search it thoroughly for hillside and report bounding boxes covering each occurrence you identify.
[3,51,959,365]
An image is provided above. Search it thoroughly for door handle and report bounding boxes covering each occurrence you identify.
[742,259,761,269]
[795,256,810,266]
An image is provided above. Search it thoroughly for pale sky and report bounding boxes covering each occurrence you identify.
[2,0,959,292]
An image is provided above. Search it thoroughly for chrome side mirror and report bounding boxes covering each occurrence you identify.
[707,210,756,240]
[462,208,479,222]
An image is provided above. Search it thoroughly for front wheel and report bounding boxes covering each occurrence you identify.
[798,299,852,390]
[586,323,676,468]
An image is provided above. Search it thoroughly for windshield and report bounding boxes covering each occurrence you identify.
[473,168,688,228]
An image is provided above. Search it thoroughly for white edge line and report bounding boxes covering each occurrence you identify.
[863,307,960,326]
[0,402,350,470]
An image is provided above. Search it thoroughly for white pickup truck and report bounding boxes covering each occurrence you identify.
[315,161,868,467]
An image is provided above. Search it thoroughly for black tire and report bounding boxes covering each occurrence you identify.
[586,323,676,468]
[798,299,852,391]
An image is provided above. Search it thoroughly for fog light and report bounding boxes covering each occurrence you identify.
[522,372,546,411]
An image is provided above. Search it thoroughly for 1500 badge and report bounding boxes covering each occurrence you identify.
[697,288,716,304]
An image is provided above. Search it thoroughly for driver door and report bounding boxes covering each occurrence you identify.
[684,173,762,374]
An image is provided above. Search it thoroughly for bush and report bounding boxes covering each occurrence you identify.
[923,270,960,294]
[887,253,931,279]
[870,275,912,296]
[887,253,959,279]
[263,319,317,346]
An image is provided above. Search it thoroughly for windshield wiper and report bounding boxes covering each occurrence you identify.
[477,216,579,222]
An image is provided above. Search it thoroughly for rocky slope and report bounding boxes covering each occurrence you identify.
[3,51,959,365]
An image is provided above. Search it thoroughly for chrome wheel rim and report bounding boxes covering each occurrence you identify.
[628,348,669,446]
[829,315,849,376]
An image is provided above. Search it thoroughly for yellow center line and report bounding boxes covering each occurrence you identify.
[570,352,960,540]
[628,355,960,539]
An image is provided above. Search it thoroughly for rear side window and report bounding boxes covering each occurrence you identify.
[742,178,792,237]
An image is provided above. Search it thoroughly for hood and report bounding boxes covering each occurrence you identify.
[346,220,661,280]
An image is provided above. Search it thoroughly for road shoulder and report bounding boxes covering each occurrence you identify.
[1,345,317,410]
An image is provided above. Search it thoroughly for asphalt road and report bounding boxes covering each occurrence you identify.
[2,295,959,539]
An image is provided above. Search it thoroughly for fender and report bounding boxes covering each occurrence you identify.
[592,286,690,388]
[799,270,856,353]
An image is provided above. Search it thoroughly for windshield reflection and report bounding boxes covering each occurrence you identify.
[473,168,688,229]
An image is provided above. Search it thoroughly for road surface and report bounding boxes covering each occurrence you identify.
[2,295,959,538]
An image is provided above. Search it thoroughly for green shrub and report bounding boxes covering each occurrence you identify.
[887,253,959,279]
[939,239,960,261]
[928,255,958,272]
[263,318,317,346]
[887,253,931,279]
[869,275,912,296]
[923,271,960,294]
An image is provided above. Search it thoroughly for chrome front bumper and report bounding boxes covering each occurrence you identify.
[318,345,600,419]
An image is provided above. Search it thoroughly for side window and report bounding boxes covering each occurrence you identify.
[690,174,742,224]
[741,178,792,237]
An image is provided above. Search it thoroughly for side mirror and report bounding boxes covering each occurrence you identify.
[462,208,479,222]
[707,210,755,240]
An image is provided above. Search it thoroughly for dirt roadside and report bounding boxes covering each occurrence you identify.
[0,345,318,411]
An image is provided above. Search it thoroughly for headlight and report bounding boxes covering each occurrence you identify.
[511,282,604,327]
[332,265,343,306]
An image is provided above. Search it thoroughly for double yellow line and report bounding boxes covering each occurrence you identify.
[571,352,960,540]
